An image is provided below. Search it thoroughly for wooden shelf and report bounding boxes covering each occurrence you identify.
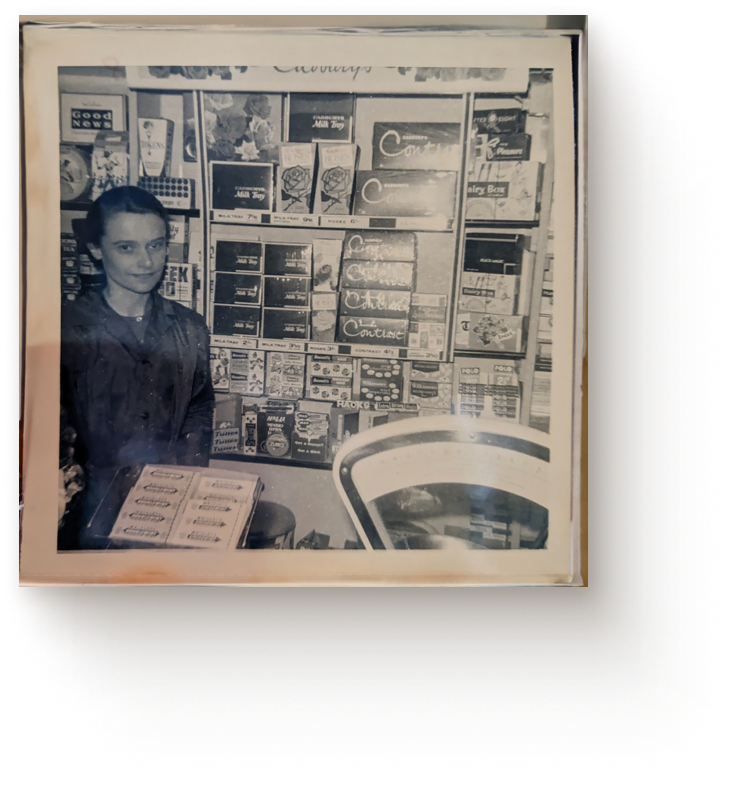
[211,452,333,471]
[61,201,201,218]
[209,209,454,232]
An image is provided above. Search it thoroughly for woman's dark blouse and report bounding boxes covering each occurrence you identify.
[61,289,215,516]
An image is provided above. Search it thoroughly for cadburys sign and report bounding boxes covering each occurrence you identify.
[126,66,530,95]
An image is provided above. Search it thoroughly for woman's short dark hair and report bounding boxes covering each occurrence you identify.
[84,186,171,246]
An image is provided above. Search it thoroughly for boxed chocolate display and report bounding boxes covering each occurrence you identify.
[337,316,409,347]
[288,94,354,143]
[473,107,527,135]
[277,143,316,214]
[211,161,274,211]
[262,308,309,339]
[357,359,405,403]
[342,230,417,262]
[372,122,462,171]
[264,243,312,277]
[263,276,310,308]
[409,293,447,323]
[408,322,445,351]
[312,238,343,292]
[339,288,412,320]
[476,133,532,161]
[352,170,457,218]
[455,312,526,354]
[314,143,357,215]
[340,260,415,292]
[265,353,306,400]
[305,355,353,401]
[465,161,541,222]
[310,293,338,342]
[213,272,262,306]
[459,273,518,316]
[214,240,263,273]
[212,304,261,337]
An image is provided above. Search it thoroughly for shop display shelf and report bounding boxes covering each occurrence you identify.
[208,209,454,232]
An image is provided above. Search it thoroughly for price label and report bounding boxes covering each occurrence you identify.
[211,209,263,225]
[259,339,306,353]
[407,349,441,361]
[307,343,340,355]
[270,213,317,227]
[350,345,401,359]
[211,335,258,350]
[321,215,362,229]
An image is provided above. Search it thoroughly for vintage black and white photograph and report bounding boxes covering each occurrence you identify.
[22,25,581,584]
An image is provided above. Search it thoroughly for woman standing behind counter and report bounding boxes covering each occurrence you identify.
[61,187,214,545]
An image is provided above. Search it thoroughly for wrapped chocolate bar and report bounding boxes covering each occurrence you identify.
[305,355,353,400]
[352,171,456,218]
[342,231,417,263]
[314,143,357,215]
[372,123,461,171]
[277,143,316,214]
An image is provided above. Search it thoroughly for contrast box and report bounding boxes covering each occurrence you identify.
[339,288,412,320]
[264,243,312,277]
[340,260,415,292]
[214,240,263,273]
[211,161,274,211]
[352,170,456,218]
[372,122,462,171]
[262,308,309,339]
[342,230,417,262]
[337,316,409,347]
[213,273,262,306]
[277,143,316,214]
[212,305,261,337]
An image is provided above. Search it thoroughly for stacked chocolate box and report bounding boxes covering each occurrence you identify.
[336,231,416,348]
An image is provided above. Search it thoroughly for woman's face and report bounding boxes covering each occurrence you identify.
[89,211,167,296]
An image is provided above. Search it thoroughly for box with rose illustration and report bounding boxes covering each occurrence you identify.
[277,143,316,214]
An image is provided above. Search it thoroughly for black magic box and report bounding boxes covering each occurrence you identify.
[211,161,274,211]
